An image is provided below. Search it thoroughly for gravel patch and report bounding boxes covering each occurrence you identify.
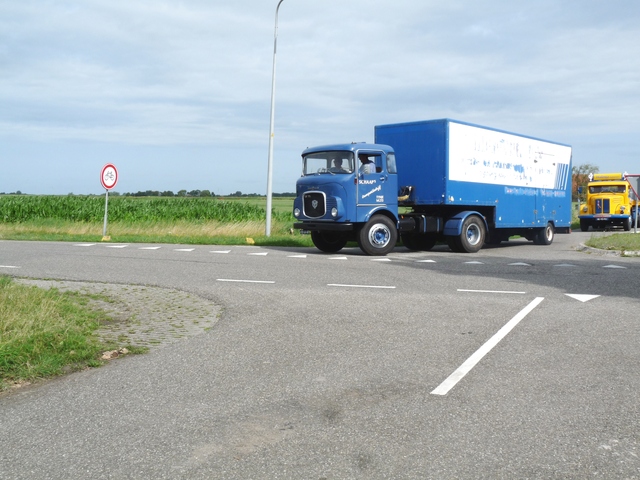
[16,279,221,350]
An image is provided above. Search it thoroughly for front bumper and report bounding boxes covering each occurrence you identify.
[294,222,355,232]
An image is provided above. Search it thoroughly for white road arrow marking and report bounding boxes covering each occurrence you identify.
[509,262,531,266]
[248,252,268,256]
[329,256,348,260]
[210,250,231,254]
[565,294,600,303]
[603,265,626,269]
[174,248,195,252]
[417,259,436,263]
[139,247,162,250]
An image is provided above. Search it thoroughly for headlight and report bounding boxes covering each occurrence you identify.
[294,208,301,217]
[621,206,626,213]
[331,207,338,218]
[582,206,588,213]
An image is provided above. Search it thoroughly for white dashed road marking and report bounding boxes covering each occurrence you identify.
[328,283,396,289]
[0,265,20,269]
[458,289,526,295]
[216,279,275,284]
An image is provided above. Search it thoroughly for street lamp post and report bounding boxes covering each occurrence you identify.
[265,0,285,236]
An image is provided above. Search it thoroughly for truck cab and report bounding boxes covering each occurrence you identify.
[293,143,400,255]
[578,173,640,231]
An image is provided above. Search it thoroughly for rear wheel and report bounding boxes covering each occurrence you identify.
[534,223,555,245]
[358,215,397,256]
[401,233,437,251]
[311,231,348,253]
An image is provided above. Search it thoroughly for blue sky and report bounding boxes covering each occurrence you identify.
[1,0,639,195]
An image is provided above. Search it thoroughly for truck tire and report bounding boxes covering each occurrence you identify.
[311,231,348,253]
[401,233,437,251]
[534,222,555,245]
[358,215,397,256]
[456,215,485,253]
[623,216,632,231]
[579,219,590,232]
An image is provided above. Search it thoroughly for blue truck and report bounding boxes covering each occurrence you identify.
[293,118,573,255]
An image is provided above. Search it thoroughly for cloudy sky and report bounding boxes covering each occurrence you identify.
[1,0,639,195]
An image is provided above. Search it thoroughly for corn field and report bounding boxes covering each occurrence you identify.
[0,196,292,223]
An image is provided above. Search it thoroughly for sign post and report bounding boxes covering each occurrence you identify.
[100,164,118,241]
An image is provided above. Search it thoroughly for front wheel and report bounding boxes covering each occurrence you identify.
[311,231,348,253]
[457,215,485,253]
[358,215,397,256]
[579,219,590,232]
[623,216,632,231]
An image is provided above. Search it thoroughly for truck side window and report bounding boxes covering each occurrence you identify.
[387,153,397,174]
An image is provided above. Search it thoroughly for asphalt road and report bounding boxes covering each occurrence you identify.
[1,232,639,479]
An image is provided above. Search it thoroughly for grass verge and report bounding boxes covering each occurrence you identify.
[583,231,640,253]
[0,219,315,247]
[0,276,141,391]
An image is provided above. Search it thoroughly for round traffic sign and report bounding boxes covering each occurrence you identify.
[100,164,118,190]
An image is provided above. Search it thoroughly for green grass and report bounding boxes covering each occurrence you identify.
[584,232,640,253]
[0,276,137,391]
[0,195,314,247]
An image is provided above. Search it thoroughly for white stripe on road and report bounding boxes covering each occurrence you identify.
[458,289,526,295]
[431,297,545,396]
[139,247,162,250]
[217,279,275,284]
[0,265,20,269]
[328,284,396,289]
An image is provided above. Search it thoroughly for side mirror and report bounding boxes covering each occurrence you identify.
[577,186,583,194]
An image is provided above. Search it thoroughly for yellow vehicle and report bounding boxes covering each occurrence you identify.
[578,173,640,231]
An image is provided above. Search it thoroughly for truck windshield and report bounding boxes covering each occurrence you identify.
[589,185,626,193]
[303,152,354,176]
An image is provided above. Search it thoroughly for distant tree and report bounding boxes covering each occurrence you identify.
[201,190,211,197]
[572,163,599,201]
[177,190,187,197]
[161,191,175,197]
[188,189,201,197]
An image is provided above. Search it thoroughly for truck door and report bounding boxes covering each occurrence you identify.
[356,152,397,212]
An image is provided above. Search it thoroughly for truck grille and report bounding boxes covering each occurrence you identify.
[303,191,326,218]
[595,199,610,214]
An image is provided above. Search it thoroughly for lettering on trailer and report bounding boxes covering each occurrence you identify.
[448,122,572,190]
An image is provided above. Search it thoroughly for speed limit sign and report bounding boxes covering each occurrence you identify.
[100,164,118,190]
